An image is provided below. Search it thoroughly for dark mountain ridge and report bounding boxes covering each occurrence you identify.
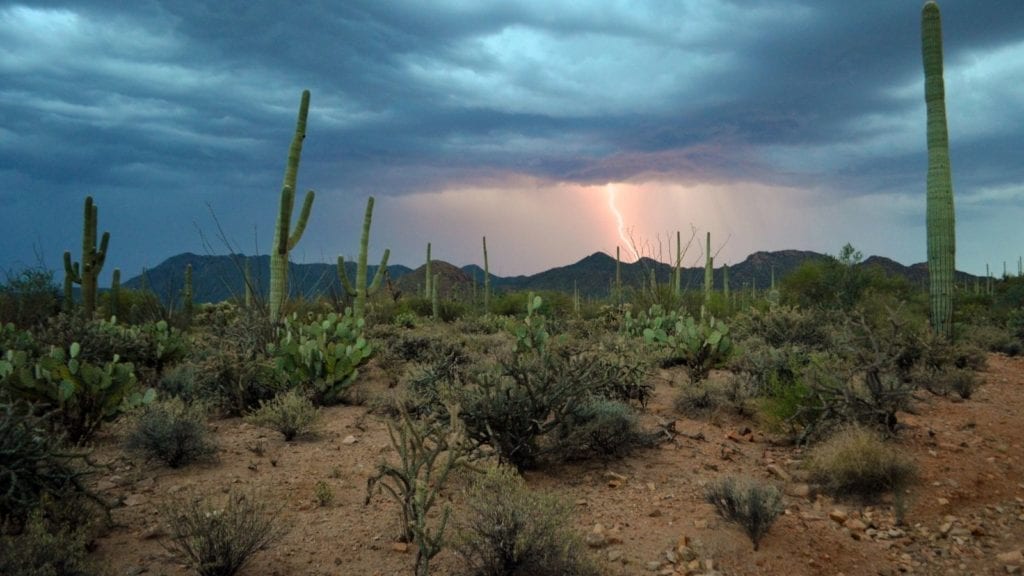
[121,250,979,304]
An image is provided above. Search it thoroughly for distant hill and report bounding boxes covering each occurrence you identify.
[121,253,411,306]
[123,250,980,304]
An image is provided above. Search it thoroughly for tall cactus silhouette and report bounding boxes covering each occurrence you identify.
[338,196,390,320]
[269,90,316,322]
[703,232,713,305]
[110,268,121,320]
[482,236,491,313]
[922,1,955,339]
[423,243,432,299]
[63,196,109,318]
[182,263,194,323]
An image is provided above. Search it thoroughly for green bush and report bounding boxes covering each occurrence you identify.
[0,502,101,576]
[455,466,599,576]
[160,491,286,576]
[126,398,217,468]
[0,268,61,330]
[246,389,319,441]
[643,313,733,383]
[704,477,783,551]
[805,426,917,499]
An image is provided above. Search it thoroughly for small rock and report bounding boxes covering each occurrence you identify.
[391,542,409,553]
[767,464,792,482]
[139,524,165,540]
[829,509,848,524]
[648,509,663,517]
[124,494,146,507]
[996,550,1023,565]
[846,519,868,532]
[786,483,812,498]
[585,524,608,549]
[607,549,623,562]
[693,519,708,529]
[341,435,358,445]
[645,560,663,571]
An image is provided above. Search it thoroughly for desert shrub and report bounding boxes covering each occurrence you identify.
[911,365,979,399]
[674,372,759,419]
[1007,307,1024,340]
[245,389,319,441]
[160,491,286,576]
[0,502,100,576]
[455,466,599,576]
[731,305,832,350]
[187,351,284,416]
[158,363,200,402]
[554,399,647,460]
[455,314,505,335]
[0,402,104,526]
[0,268,61,330]
[805,426,916,499]
[126,398,217,468]
[957,323,1019,356]
[704,476,783,551]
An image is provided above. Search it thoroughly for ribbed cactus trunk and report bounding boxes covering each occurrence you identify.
[338,196,390,320]
[270,90,316,322]
[63,196,109,318]
[110,268,120,320]
[424,243,432,298]
[923,1,955,340]
[183,264,193,323]
[723,264,730,302]
[673,230,682,297]
[244,258,253,308]
[482,236,490,313]
[615,246,622,305]
[703,232,713,305]
[431,273,440,320]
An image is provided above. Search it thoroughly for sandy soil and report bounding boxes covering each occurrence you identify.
[90,353,1024,576]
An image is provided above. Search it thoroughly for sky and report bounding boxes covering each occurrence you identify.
[2,0,1022,282]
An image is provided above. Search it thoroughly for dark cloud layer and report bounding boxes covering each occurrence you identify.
[2,0,1021,277]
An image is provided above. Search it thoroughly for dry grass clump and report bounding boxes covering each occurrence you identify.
[704,476,783,551]
[805,425,917,498]
[159,491,286,576]
[245,389,320,441]
[455,466,600,576]
[126,398,217,468]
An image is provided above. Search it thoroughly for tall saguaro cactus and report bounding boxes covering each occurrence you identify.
[63,196,109,318]
[482,236,491,313]
[922,1,955,339]
[269,90,316,322]
[182,263,194,323]
[423,243,433,299]
[338,196,391,320]
[703,232,713,305]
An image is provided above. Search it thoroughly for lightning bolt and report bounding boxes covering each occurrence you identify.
[607,185,640,261]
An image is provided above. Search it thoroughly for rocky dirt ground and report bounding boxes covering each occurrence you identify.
[89,353,1024,576]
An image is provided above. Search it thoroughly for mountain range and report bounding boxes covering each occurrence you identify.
[119,250,979,306]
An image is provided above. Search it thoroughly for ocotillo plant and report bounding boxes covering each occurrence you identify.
[110,268,121,320]
[482,236,490,313]
[922,1,955,339]
[269,90,316,322]
[63,196,110,318]
[338,196,391,320]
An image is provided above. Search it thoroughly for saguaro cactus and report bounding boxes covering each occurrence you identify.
[243,258,254,308]
[338,196,391,320]
[673,230,682,297]
[423,243,433,299]
[269,90,316,322]
[703,232,713,305]
[63,196,109,318]
[615,246,622,305]
[182,263,193,322]
[922,1,955,339]
[110,268,120,320]
[482,236,491,313]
